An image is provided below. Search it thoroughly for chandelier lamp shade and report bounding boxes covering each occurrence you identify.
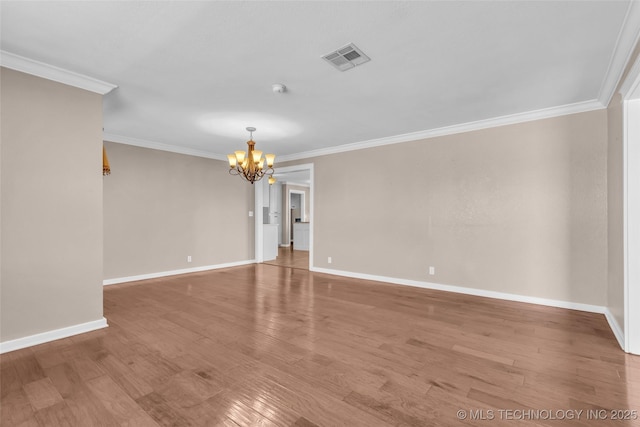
[102,145,111,176]
[227,127,276,185]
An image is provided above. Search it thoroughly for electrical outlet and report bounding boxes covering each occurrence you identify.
[429,266,435,275]
[249,211,254,217]
[187,256,192,263]
[328,256,332,264]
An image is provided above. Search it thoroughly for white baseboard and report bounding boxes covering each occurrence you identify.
[0,317,108,354]
[604,308,625,350]
[311,267,607,314]
[103,259,256,286]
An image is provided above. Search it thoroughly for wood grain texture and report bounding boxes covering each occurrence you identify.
[23,378,63,410]
[263,248,309,270]
[1,263,639,426]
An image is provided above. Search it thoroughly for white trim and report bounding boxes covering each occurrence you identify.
[619,49,640,99]
[309,164,314,271]
[255,180,265,263]
[623,98,640,355]
[311,267,606,314]
[598,0,640,105]
[0,317,108,354]
[0,50,117,95]
[624,100,630,353]
[259,164,314,270]
[103,260,256,286]
[604,308,625,351]
[278,100,604,161]
[282,181,310,188]
[104,133,227,161]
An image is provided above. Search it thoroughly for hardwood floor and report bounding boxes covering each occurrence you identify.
[263,247,309,270]
[2,264,640,426]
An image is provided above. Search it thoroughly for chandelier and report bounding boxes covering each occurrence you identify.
[227,127,276,185]
[102,145,111,176]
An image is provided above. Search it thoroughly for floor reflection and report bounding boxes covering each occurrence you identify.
[263,247,309,270]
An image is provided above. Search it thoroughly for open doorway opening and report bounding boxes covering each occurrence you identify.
[255,164,313,270]
[288,190,306,247]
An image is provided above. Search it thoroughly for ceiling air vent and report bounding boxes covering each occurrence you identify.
[322,43,371,72]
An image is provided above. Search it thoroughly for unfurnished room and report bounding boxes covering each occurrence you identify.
[1,1,640,426]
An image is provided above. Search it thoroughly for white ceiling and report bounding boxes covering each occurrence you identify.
[2,1,639,161]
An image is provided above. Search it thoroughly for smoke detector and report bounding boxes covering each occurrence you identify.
[272,83,286,93]
[322,43,371,72]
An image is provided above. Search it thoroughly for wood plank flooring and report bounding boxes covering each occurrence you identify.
[263,248,309,270]
[2,264,640,426]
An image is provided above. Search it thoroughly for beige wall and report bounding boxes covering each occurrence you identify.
[607,93,625,330]
[1,68,104,342]
[301,110,608,305]
[103,142,254,279]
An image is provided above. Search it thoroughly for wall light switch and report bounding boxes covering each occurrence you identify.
[249,211,254,217]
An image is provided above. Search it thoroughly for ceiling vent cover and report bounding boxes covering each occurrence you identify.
[322,43,371,72]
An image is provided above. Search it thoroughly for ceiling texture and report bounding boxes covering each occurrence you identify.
[2,1,640,161]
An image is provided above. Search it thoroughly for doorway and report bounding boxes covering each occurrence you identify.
[263,247,310,270]
[255,163,313,270]
[289,190,305,246]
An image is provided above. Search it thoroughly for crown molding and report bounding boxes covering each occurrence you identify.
[0,50,117,95]
[620,46,640,99]
[597,0,640,106]
[103,133,227,161]
[107,99,603,162]
[278,99,604,162]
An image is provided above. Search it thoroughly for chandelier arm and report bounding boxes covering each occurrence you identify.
[242,168,255,183]
[227,127,275,185]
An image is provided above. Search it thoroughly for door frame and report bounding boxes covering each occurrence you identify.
[621,53,640,354]
[254,163,314,269]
